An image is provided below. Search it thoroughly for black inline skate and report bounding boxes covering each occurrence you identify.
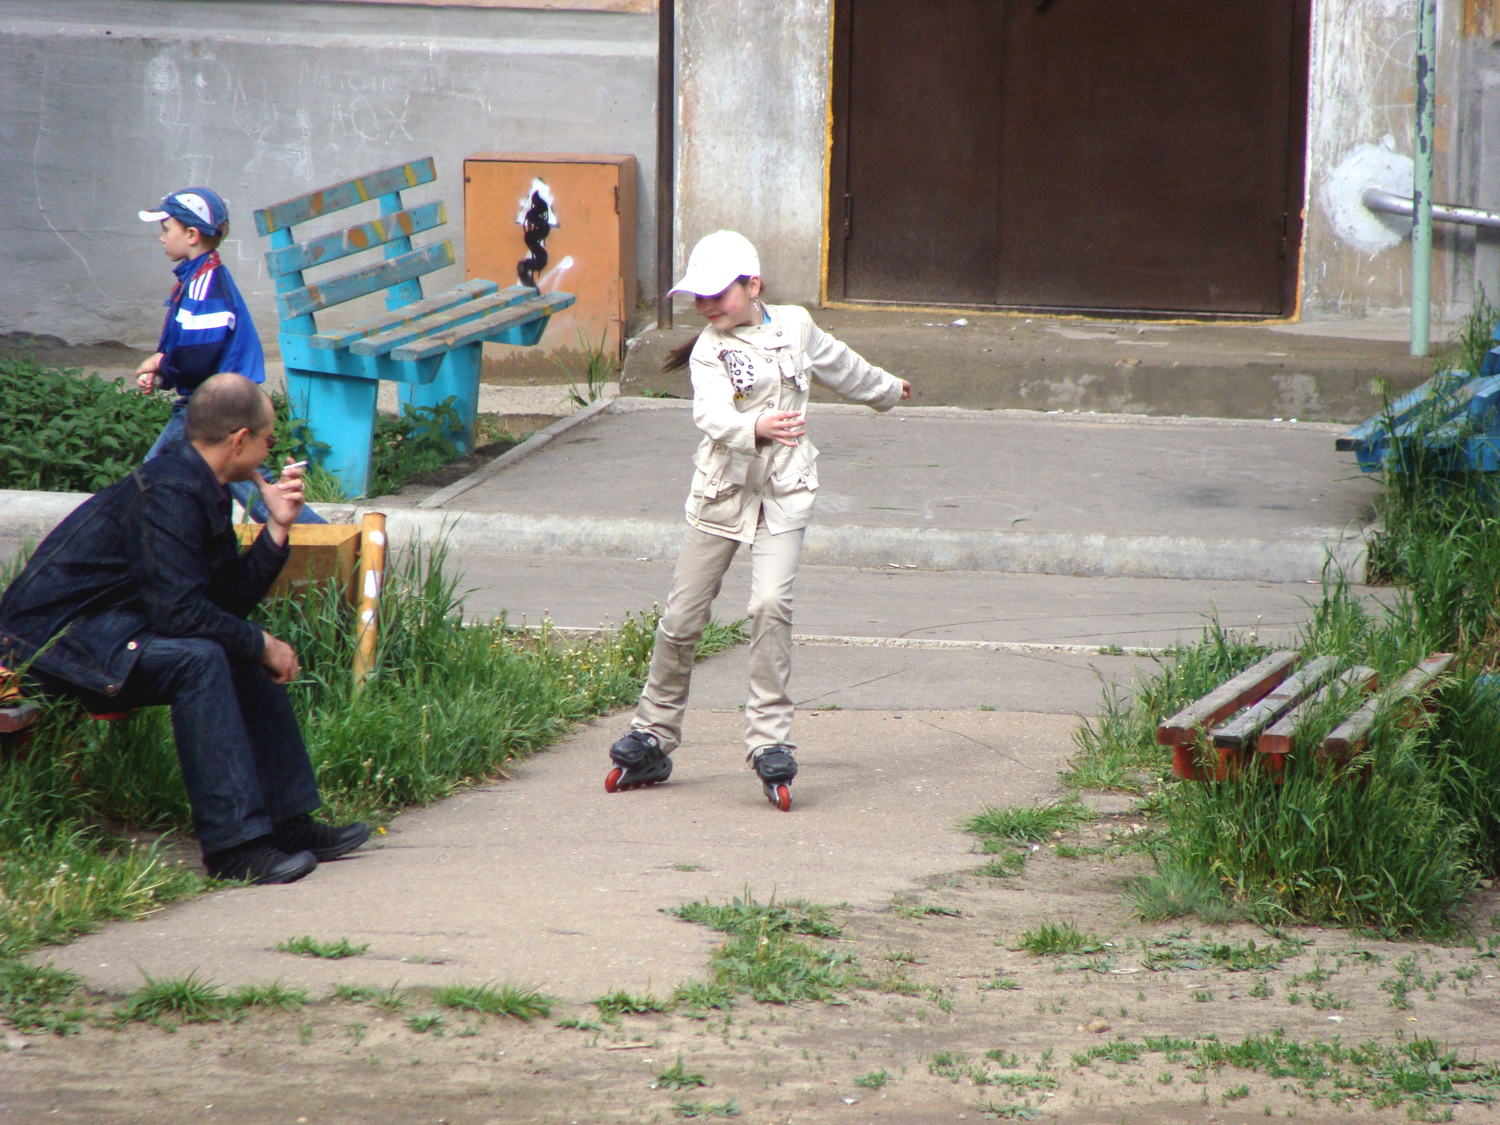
[749,744,797,812]
[605,729,673,793]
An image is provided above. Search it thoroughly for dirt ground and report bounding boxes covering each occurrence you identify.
[7,805,1500,1125]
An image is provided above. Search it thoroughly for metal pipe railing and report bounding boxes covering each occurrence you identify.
[1362,187,1500,232]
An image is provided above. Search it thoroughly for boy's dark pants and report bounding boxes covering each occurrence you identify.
[30,635,321,856]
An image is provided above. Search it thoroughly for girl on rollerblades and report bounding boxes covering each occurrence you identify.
[605,230,911,811]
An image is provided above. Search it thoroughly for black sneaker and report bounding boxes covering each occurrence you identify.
[205,839,317,885]
[272,814,371,862]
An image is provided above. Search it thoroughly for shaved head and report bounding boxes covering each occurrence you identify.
[185,373,272,445]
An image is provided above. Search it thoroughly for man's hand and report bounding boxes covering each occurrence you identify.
[135,353,164,392]
[754,410,807,448]
[260,631,301,685]
[899,379,912,400]
[253,456,307,545]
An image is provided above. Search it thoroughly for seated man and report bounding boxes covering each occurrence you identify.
[0,373,367,885]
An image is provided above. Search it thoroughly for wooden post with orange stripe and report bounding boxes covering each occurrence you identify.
[352,512,387,689]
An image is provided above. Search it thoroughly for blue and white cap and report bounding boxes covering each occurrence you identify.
[139,187,230,237]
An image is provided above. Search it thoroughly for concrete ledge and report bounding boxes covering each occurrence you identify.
[0,491,1365,583]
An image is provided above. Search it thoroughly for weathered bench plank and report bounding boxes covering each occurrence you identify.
[1257,664,1379,764]
[1319,652,1455,765]
[350,286,535,356]
[391,292,575,361]
[1213,655,1341,751]
[264,201,447,277]
[254,158,438,236]
[274,241,456,321]
[1156,651,1300,747]
[308,280,499,350]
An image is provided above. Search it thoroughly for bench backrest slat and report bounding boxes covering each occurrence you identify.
[275,241,455,322]
[265,201,447,278]
[253,158,437,236]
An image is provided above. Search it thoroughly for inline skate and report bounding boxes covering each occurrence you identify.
[605,729,673,792]
[749,744,797,812]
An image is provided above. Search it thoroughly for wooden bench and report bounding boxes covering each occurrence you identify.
[254,157,575,497]
[1337,368,1500,475]
[1158,651,1453,781]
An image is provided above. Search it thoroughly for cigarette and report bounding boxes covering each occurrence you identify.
[281,460,309,472]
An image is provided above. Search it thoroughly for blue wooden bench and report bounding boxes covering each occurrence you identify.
[253,157,575,497]
[1336,365,1500,474]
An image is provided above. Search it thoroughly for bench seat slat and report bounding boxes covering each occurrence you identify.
[1212,655,1341,750]
[1319,652,1454,763]
[1256,666,1378,759]
[391,292,576,361]
[254,157,437,236]
[308,280,499,349]
[265,201,447,277]
[350,286,536,356]
[1336,371,1464,452]
[275,241,455,322]
[1156,651,1299,746]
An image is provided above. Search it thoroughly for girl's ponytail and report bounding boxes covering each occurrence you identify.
[663,332,703,372]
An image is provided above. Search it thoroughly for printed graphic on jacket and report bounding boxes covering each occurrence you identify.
[720,349,758,401]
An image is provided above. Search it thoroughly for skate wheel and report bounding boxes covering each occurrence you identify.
[605,767,623,794]
[774,783,791,812]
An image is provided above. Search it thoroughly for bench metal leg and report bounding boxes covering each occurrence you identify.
[398,344,481,457]
[286,367,379,499]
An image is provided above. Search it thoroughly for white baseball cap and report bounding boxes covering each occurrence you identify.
[668,230,761,298]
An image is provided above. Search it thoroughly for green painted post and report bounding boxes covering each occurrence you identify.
[1411,0,1437,357]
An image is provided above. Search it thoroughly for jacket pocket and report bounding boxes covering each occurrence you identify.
[771,441,819,495]
[689,467,743,528]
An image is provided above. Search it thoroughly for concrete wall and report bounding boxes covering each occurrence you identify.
[0,0,657,351]
[674,0,831,306]
[1303,0,1469,321]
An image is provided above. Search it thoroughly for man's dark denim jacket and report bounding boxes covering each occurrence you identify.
[0,440,290,696]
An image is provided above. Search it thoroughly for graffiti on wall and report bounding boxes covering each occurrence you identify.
[516,177,559,289]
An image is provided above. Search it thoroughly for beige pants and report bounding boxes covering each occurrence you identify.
[632,517,805,756]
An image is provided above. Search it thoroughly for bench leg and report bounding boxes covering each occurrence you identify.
[399,344,481,457]
[286,367,378,499]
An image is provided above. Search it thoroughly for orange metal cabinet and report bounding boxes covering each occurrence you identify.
[463,153,637,369]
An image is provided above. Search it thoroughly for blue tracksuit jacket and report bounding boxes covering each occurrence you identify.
[157,251,266,396]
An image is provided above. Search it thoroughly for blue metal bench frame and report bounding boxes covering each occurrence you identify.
[253,157,575,497]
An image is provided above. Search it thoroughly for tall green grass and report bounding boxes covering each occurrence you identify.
[1061,296,1500,936]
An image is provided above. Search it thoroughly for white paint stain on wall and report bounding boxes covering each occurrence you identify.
[1319,138,1414,252]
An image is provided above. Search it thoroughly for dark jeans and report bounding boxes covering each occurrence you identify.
[145,403,326,525]
[32,635,321,856]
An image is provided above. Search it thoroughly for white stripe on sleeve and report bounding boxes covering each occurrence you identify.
[175,308,235,331]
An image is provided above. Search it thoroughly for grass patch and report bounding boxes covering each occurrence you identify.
[672,1100,740,1118]
[594,988,671,1019]
[0,961,88,1034]
[1015,921,1105,956]
[671,892,856,1005]
[115,972,227,1024]
[854,1068,889,1088]
[670,979,737,1015]
[668,893,843,939]
[655,1055,708,1090]
[965,796,1093,842]
[226,981,308,1011]
[431,982,551,1021]
[275,935,369,960]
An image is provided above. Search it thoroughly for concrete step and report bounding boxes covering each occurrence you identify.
[623,308,1442,424]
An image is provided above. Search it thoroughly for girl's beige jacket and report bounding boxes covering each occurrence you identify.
[683,303,904,543]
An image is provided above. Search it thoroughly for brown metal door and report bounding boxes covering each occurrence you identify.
[995,0,1304,314]
[829,0,1004,305]
[828,0,1308,315]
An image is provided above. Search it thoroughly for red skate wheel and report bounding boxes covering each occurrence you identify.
[774,784,791,812]
[605,767,623,793]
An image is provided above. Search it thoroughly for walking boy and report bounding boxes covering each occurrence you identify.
[135,188,321,522]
